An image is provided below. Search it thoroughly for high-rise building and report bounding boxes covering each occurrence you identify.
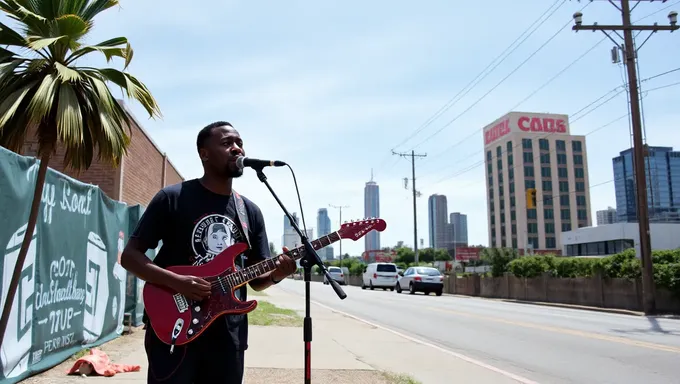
[283,212,299,231]
[613,146,680,223]
[596,206,617,226]
[282,212,311,251]
[483,112,592,252]
[364,171,380,252]
[316,208,334,260]
[449,212,468,246]
[428,194,449,249]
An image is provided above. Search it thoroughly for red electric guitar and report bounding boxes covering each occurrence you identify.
[143,217,387,349]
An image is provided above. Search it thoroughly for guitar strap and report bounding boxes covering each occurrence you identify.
[232,190,251,268]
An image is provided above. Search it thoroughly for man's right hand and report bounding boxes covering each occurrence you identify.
[170,274,211,301]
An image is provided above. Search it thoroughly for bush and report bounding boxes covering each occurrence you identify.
[488,247,680,296]
[508,255,555,278]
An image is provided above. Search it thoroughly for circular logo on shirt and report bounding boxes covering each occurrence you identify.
[191,214,243,266]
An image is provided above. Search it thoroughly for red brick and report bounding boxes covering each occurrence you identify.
[15,100,184,207]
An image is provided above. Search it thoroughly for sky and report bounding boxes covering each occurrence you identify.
[7,0,680,257]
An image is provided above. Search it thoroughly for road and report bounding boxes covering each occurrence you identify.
[276,279,680,384]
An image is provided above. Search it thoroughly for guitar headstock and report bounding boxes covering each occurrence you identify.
[337,218,387,241]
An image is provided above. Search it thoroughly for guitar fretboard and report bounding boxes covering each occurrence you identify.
[221,231,342,289]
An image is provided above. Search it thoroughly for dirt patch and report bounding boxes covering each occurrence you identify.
[245,368,419,384]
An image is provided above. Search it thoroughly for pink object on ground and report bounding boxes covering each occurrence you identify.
[67,348,141,377]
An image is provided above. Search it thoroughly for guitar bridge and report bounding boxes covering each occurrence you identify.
[173,293,188,313]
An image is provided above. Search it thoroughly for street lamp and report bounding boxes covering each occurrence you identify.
[573,11,583,26]
[670,11,678,27]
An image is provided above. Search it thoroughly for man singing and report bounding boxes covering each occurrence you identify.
[121,121,297,383]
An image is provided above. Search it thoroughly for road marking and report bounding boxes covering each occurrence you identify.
[425,306,680,354]
[310,299,540,384]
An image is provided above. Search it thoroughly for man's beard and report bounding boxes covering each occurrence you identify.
[224,165,243,178]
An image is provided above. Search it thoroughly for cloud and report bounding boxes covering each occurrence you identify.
[63,0,680,256]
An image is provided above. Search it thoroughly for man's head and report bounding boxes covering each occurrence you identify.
[197,121,245,179]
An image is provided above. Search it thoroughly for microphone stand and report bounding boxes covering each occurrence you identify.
[254,167,346,384]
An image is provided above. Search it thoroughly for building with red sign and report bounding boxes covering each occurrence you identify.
[483,111,592,253]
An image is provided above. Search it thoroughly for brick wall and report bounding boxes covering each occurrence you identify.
[17,100,184,207]
[19,129,120,199]
[165,159,184,187]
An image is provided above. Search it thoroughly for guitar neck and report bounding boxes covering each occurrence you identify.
[229,231,342,286]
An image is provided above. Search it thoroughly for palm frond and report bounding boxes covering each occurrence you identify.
[66,36,129,65]
[0,0,162,171]
[0,20,27,47]
[81,0,118,22]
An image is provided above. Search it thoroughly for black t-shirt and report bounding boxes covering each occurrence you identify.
[130,178,271,351]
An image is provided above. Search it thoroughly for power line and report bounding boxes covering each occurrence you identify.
[388,0,566,152]
[572,0,679,315]
[416,66,680,182]
[420,75,680,189]
[374,0,568,173]
[408,2,673,172]
[425,113,629,190]
[408,1,593,151]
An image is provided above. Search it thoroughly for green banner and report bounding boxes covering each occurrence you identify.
[0,146,145,384]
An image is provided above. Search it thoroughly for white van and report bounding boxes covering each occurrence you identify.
[361,262,399,291]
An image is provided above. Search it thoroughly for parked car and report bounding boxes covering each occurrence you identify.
[395,266,444,296]
[362,262,399,291]
[323,266,346,285]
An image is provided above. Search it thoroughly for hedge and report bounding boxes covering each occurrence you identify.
[507,248,680,295]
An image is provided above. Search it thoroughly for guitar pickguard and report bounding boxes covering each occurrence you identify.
[184,267,255,340]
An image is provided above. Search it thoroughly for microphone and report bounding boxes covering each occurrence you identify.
[235,156,287,170]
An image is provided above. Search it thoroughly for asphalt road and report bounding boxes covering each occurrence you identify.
[276,279,680,384]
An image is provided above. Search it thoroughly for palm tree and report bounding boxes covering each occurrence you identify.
[0,0,161,347]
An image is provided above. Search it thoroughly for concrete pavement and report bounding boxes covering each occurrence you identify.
[23,283,524,384]
[277,279,680,384]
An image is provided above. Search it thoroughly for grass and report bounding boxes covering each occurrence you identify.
[249,300,302,327]
[382,372,422,384]
[247,284,268,296]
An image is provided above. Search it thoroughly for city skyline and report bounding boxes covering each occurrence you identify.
[94,1,679,257]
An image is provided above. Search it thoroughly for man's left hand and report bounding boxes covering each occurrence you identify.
[272,246,297,281]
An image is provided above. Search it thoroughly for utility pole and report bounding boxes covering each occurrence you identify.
[392,149,427,262]
[329,204,349,268]
[572,1,678,315]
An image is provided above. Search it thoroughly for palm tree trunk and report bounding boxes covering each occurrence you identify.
[0,151,51,348]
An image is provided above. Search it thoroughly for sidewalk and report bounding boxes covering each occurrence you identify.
[23,286,525,384]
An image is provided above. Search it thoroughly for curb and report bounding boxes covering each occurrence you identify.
[298,279,680,318]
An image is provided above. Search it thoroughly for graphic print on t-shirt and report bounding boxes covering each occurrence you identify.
[191,213,244,266]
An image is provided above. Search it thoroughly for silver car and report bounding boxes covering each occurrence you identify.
[323,266,346,285]
[395,266,444,295]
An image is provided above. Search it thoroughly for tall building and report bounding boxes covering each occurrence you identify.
[284,212,299,231]
[428,194,449,249]
[483,112,592,252]
[596,206,617,226]
[613,146,680,223]
[449,212,468,246]
[282,212,312,251]
[316,208,334,260]
[364,171,380,252]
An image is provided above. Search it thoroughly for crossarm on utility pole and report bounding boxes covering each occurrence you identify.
[570,0,679,314]
[392,149,427,262]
